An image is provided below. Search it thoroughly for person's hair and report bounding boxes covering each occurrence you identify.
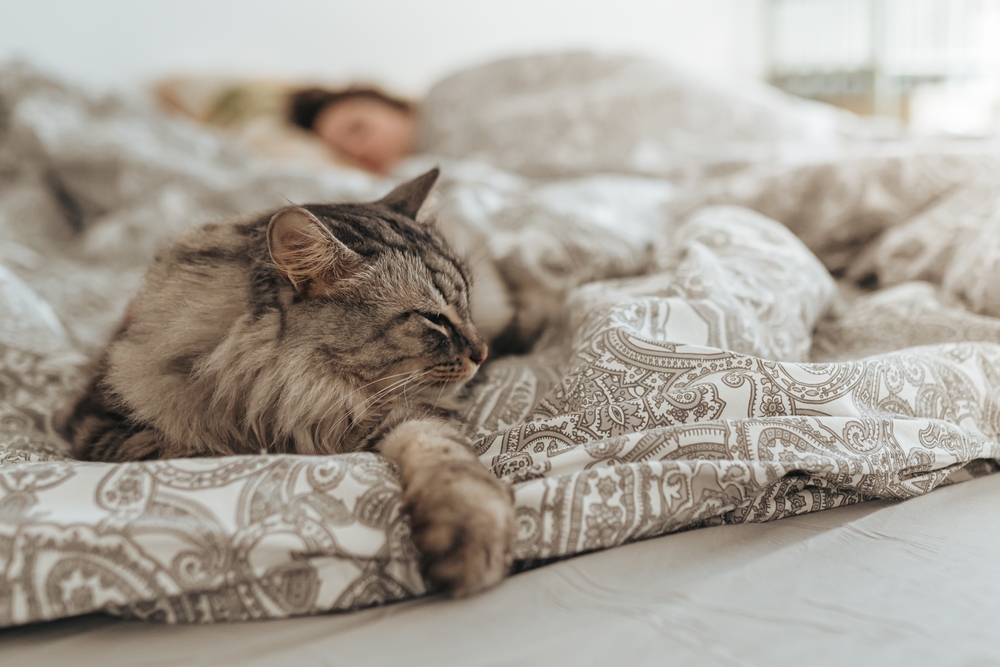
[287,86,414,131]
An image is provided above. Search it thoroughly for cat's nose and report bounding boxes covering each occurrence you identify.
[469,343,488,365]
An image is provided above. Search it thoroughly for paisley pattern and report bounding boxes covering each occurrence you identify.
[2,60,1000,628]
[0,449,424,626]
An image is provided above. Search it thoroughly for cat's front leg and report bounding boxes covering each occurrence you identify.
[378,417,515,597]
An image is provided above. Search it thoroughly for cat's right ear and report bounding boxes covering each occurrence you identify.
[379,167,440,220]
[267,206,362,295]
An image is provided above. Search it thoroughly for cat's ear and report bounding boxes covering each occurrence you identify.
[378,167,440,219]
[267,206,362,294]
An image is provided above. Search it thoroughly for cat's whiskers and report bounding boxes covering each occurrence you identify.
[384,371,435,416]
[366,370,431,410]
[342,370,421,406]
[327,370,433,448]
[429,377,451,412]
[329,373,433,451]
[308,369,423,440]
[324,373,419,434]
[400,370,424,410]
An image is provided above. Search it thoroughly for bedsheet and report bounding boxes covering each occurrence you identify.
[1,59,999,628]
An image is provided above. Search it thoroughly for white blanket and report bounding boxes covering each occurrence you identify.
[1,56,998,627]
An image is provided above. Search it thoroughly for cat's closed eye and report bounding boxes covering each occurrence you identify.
[418,311,451,331]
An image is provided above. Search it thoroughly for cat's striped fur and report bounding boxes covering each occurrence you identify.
[66,169,515,596]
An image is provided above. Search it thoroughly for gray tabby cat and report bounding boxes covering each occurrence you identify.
[66,168,516,597]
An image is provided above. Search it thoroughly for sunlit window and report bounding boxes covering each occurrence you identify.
[768,0,1000,135]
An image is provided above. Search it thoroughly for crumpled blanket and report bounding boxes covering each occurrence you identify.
[1,59,999,627]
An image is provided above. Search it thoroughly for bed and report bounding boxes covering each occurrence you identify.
[1,53,999,664]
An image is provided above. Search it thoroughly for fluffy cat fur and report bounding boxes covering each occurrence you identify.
[66,168,515,596]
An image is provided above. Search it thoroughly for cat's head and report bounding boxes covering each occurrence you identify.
[265,168,487,396]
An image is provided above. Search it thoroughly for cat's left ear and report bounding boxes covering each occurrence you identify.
[267,206,362,295]
[378,168,440,220]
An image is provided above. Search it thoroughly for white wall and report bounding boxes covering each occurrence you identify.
[0,0,765,93]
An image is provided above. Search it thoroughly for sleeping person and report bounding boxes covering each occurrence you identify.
[287,87,418,174]
[285,52,887,179]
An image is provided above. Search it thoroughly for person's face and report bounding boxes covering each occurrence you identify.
[313,97,416,173]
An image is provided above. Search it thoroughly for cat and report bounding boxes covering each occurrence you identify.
[66,168,516,597]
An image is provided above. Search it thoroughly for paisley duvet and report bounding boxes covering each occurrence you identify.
[1,55,999,626]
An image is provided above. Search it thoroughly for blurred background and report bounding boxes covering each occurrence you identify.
[2,0,999,137]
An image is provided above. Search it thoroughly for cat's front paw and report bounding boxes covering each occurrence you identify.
[403,460,515,597]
